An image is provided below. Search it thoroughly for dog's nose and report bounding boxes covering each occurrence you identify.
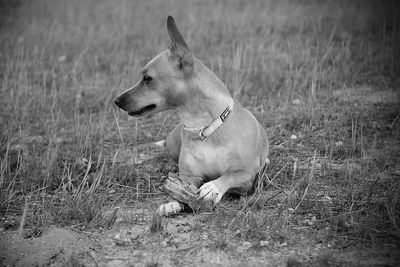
[114,97,121,107]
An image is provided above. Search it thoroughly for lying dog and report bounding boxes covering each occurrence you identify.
[115,16,269,216]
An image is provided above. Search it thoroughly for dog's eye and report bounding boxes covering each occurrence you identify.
[143,75,153,83]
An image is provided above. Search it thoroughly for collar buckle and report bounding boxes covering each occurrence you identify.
[220,106,231,122]
[183,99,234,141]
[198,127,208,141]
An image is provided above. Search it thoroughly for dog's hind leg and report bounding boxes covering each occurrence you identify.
[166,123,182,163]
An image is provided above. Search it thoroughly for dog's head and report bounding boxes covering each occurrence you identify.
[115,16,194,117]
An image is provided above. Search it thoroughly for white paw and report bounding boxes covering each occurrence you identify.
[198,181,223,204]
[157,200,183,216]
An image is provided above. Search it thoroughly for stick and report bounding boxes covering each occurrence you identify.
[161,173,200,209]
[19,195,29,237]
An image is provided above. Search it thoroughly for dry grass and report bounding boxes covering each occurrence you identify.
[1,0,399,264]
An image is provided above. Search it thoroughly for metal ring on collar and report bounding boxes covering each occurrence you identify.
[199,127,208,141]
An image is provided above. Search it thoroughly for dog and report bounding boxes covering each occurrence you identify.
[115,16,269,216]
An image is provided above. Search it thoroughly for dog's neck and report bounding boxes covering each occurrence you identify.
[177,60,233,130]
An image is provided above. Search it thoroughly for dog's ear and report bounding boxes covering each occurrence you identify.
[167,16,194,75]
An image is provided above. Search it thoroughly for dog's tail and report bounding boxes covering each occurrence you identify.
[154,139,167,148]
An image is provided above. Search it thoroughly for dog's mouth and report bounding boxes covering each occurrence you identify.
[128,104,157,116]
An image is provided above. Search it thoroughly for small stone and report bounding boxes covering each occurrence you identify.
[113,232,131,246]
[292,99,301,105]
[311,216,317,223]
[237,241,253,252]
[57,55,66,63]
[243,241,252,248]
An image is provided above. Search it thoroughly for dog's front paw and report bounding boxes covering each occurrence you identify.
[157,200,183,216]
[198,181,224,204]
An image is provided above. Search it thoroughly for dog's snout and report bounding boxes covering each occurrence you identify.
[114,96,122,108]
[114,94,133,111]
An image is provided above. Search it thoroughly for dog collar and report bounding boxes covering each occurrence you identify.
[184,98,234,141]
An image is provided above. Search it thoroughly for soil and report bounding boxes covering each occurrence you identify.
[1,87,399,266]
[1,209,399,266]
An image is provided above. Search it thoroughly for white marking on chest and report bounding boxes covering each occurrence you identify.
[183,143,230,179]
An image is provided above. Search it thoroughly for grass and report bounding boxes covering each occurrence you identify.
[1,0,399,264]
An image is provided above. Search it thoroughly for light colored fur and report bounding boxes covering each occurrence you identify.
[115,16,269,216]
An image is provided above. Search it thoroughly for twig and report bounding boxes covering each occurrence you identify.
[228,198,252,228]
[18,195,30,237]
[89,251,99,267]
[290,150,317,215]
[390,113,399,129]
[112,108,124,144]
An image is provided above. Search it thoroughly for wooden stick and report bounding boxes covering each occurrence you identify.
[161,173,200,210]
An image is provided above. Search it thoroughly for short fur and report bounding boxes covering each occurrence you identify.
[115,16,269,216]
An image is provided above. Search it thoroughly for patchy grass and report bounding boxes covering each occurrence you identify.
[1,0,399,265]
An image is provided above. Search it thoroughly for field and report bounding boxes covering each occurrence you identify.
[1,0,399,266]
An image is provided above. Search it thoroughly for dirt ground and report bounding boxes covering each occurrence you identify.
[1,216,399,267]
[1,87,399,266]
[1,207,399,266]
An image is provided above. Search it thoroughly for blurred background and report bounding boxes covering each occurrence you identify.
[1,0,398,118]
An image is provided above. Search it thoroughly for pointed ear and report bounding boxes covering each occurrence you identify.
[167,16,194,74]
